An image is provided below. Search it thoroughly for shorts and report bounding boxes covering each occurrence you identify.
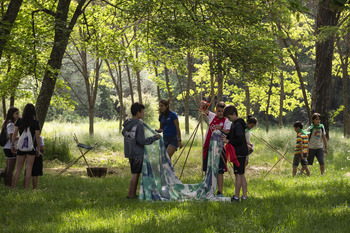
[202,149,227,174]
[308,148,325,165]
[32,155,43,176]
[17,149,37,156]
[293,153,308,167]
[234,156,246,174]
[163,136,178,150]
[3,149,16,159]
[129,157,143,174]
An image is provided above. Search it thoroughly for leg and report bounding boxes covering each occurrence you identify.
[128,173,140,198]
[242,174,247,198]
[4,158,16,187]
[166,146,177,159]
[217,173,224,194]
[235,174,242,198]
[13,156,25,188]
[292,166,297,177]
[320,164,325,175]
[32,176,38,190]
[23,155,35,189]
[303,165,310,176]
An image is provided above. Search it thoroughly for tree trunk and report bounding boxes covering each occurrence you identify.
[164,63,173,109]
[134,26,142,103]
[2,97,6,118]
[118,61,125,123]
[154,66,161,101]
[209,52,215,111]
[0,0,23,59]
[125,58,134,104]
[265,75,274,133]
[279,70,284,128]
[216,57,224,102]
[245,82,250,118]
[185,52,193,135]
[312,0,341,139]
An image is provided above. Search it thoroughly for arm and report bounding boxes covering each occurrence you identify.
[322,134,328,155]
[11,126,18,153]
[136,124,158,146]
[174,118,183,149]
[35,130,41,156]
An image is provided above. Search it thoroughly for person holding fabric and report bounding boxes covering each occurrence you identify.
[156,99,183,159]
[11,103,41,189]
[2,107,20,186]
[200,100,231,197]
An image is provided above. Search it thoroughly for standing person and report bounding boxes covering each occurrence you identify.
[307,113,327,175]
[122,102,159,199]
[156,99,183,159]
[11,103,41,189]
[292,121,310,177]
[2,107,20,186]
[245,115,258,167]
[222,105,249,202]
[200,101,231,196]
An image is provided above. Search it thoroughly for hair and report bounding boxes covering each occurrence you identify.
[223,105,238,118]
[159,99,171,129]
[312,112,321,120]
[3,107,19,128]
[293,121,303,129]
[247,114,258,125]
[131,102,145,116]
[216,101,226,109]
[20,103,37,131]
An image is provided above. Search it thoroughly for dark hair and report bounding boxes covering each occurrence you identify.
[159,99,170,129]
[21,103,37,131]
[247,114,257,125]
[131,102,145,116]
[293,121,303,129]
[3,107,19,128]
[312,113,321,120]
[216,101,225,109]
[223,105,238,117]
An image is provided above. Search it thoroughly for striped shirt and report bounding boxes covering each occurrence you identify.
[295,132,308,155]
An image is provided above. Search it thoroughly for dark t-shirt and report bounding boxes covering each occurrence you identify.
[15,118,41,140]
[227,118,248,156]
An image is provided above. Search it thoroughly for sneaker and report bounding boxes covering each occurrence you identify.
[241,196,248,200]
[231,195,240,202]
[216,191,225,197]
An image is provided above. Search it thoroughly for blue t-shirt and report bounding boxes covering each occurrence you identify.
[159,111,178,137]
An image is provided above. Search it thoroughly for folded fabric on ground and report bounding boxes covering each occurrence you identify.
[140,123,230,201]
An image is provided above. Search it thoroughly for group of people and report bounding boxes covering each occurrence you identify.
[1,103,44,189]
[122,99,258,201]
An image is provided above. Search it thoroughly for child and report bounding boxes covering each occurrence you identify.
[200,101,231,196]
[245,115,258,167]
[122,102,159,199]
[31,136,45,189]
[293,121,310,177]
[222,105,248,202]
[307,113,327,175]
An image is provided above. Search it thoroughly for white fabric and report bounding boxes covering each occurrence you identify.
[307,126,326,149]
[4,122,15,149]
[203,111,231,145]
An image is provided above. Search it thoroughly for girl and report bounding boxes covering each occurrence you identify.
[2,107,20,186]
[11,103,41,189]
[245,115,257,167]
[156,100,183,159]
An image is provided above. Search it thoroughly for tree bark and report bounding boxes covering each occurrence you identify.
[265,75,273,133]
[134,26,142,103]
[125,58,134,104]
[209,52,215,111]
[279,70,284,128]
[164,63,173,109]
[2,97,6,119]
[245,82,250,118]
[312,0,341,139]
[36,0,88,129]
[185,52,194,135]
[0,0,23,59]
[154,66,161,101]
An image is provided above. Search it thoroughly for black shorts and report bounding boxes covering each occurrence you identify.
[129,157,143,174]
[293,153,308,167]
[202,150,227,174]
[32,155,43,176]
[308,149,325,165]
[3,149,16,159]
[17,149,37,156]
[234,156,246,174]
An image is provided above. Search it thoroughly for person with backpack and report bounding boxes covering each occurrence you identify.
[1,107,20,186]
[11,103,41,189]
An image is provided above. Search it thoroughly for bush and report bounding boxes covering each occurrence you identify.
[43,135,72,162]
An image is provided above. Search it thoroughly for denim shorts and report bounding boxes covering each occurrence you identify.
[129,157,143,174]
[293,153,308,167]
[163,136,178,150]
[308,148,325,165]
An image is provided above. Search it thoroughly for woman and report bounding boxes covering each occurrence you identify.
[11,103,41,189]
[156,100,183,159]
[2,107,20,186]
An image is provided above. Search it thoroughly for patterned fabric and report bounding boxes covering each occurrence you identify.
[140,123,230,201]
[295,131,308,155]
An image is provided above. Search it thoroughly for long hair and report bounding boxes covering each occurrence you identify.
[20,103,37,131]
[3,107,19,129]
[159,99,170,129]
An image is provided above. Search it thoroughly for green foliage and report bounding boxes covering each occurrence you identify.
[43,135,72,162]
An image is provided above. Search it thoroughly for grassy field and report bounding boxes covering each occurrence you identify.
[0,119,349,232]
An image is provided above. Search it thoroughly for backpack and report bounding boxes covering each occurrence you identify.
[0,126,8,147]
[17,127,34,152]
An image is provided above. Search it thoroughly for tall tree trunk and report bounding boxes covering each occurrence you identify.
[312,0,341,139]
[125,58,134,104]
[164,63,173,109]
[0,0,23,59]
[118,61,125,123]
[279,70,284,128]
[245,82,250,118]
[216,55,224,102]
[134,26,142,103]
[209,52,215,111]
[2,97,6,119]
[36,0,88,129]
[265,75,274,133]
[154,66,161,101]
[185,52,193,135]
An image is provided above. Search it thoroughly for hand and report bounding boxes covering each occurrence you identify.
[155,129,163,133]
[325,148,328,156]
[178,141,183,149]
[36,150,40,157]
[11,145,16,154]
[221,135,228,143]
[215,125,223,130]
[155,134,160,140]
[40,146,45,152]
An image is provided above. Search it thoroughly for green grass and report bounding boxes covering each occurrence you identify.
[0,121,350,232]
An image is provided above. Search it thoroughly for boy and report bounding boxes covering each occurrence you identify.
[122,102,159,199]
[222,105,248,202]
[307,113,327,175]
[293,121,310,177]
[200,101,231,196]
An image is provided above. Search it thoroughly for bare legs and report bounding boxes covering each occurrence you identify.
[235,174,247,198]
[4,158,16,187]
[12,154,35,189]
[128,173,140,198]
[167,146,177,159]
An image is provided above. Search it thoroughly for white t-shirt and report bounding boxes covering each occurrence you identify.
[203,111,231,145]
[307,126,326,149]
[4,122,15,149]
